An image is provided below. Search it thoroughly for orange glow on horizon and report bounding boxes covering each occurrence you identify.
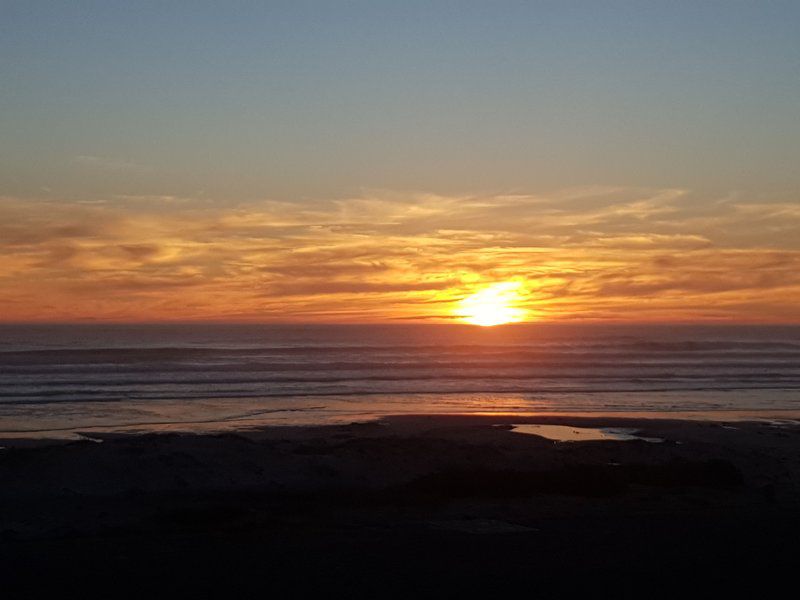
[1,189,799,324]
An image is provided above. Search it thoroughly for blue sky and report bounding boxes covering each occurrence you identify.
[3,1,799,201]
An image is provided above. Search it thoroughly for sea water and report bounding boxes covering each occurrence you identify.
[1,323,798,438]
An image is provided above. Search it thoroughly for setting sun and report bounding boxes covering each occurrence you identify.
[457,281,528,326]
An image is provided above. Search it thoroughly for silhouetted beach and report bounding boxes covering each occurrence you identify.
[3,414,799,595]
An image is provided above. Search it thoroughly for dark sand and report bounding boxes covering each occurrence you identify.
[2,414,799,596]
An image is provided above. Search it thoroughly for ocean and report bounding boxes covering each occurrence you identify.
[1,323,799,438]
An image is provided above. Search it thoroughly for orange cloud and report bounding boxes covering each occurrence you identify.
[0,188,799,323]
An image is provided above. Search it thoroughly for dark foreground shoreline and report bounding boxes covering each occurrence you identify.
[2,414,799,596]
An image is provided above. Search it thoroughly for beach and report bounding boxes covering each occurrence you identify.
[3,413,799,595]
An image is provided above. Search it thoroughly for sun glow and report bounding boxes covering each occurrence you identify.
[457,281,527,326]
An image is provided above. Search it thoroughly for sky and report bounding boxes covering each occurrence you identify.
[1,1,799,323]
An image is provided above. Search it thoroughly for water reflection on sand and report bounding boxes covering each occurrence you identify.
[510,424,663,443]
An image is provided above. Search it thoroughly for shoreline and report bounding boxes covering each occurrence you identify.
[2,407,800,446]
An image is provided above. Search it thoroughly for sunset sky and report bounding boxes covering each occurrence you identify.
[2,2,799,323]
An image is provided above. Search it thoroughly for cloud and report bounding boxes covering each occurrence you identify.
[0,187,799,322]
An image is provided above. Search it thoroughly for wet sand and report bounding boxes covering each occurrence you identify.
[2,414,799,595]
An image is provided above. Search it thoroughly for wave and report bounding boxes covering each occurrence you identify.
[2,365,800,388]
[3,339,800,360]
[3,384,800,406]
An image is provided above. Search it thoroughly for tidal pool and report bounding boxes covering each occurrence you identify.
[510,424,663,443]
